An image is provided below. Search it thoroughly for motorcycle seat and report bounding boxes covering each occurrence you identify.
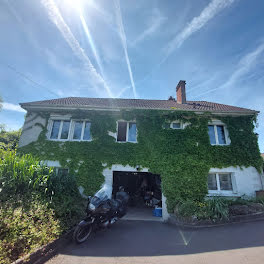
[109,199,120,210]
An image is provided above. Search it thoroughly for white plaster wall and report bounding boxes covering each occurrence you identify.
[102,164,169,221]
[43,160,61,167]
[209,166,263,197]
[19,113,46,147]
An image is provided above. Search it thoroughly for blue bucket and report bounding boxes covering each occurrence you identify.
[152,207,162,217]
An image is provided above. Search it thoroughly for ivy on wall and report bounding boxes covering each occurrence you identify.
[19,110,263,212]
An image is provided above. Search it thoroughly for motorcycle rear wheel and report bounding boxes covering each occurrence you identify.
[73,224,93,244]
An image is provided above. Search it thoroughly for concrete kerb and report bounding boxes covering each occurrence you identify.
[167,212,264,229]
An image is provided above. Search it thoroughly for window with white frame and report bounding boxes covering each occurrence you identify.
[171,121,182,129]
[208,173,233,192]
[50,120,70,140]
[117,121,137,142]
[163,121,183,129]
[208,124,228,145]
[49,119,92,141]
[72,121,91,141]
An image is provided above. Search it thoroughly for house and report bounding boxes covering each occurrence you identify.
[19,80,263,221]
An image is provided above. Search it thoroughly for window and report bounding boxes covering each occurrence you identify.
[208,125,227,145]
[49,119,91,141]
[163,121,183,129]
[50,120,70,140]
[117,121,137,142]
[171,122,182,129]
[73,121,91,141]
[208,173,233,192]
[56,168,69,177]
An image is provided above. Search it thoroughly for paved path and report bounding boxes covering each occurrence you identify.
[46,220,264,264]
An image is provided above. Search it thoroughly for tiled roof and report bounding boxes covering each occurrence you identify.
[20,97,257,114]
[261,154,264,160]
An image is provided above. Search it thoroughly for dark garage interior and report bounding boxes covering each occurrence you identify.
[112,171,162,219]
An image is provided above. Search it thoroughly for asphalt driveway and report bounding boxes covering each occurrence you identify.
[46,220,264,264]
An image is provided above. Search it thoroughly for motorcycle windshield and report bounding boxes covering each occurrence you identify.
[90,185,111,206]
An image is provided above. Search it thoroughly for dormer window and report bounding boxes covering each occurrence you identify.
[117,121,137,142]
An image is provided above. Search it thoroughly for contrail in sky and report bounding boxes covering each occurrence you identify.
[114,0,137,98]
[139,0,236,84]
[166,0,235,55]
[192,42,264,99]
[41,0,113,97]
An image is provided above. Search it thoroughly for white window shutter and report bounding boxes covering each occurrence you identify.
[231,173,238,194]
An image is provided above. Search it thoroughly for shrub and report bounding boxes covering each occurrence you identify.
[0,150,52,201]
[46,172,85,228]
[0,198,61,264]
[207,198,229,220]
[0,149,85,263]
[176,197,230,221]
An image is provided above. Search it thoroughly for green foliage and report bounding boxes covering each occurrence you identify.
[207,198,229,220]
[0,150,52,200]
[19,109,262,212]
[176,196,264,222]
[0,198,61,264]
[176,198,229,221]
[0,127,21,150]
[0,149,85,263]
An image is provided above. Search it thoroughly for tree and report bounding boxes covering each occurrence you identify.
[0,127,21,150]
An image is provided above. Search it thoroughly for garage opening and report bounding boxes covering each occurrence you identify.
[112,171,162,220]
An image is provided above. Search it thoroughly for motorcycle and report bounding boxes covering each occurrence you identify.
[73,185,129,244]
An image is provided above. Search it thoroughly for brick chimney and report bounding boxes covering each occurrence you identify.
[176,80,186,104]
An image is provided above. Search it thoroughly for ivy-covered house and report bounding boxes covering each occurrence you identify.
[19,80,263,220]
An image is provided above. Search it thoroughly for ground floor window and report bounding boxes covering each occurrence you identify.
[208,173,233,192]
[55,168,69,177]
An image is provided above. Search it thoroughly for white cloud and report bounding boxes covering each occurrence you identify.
[114,0,138,98]
[193,42,264,98]
[41,0,114,97]
[2,103,26,113]
[165,0,235,56]
[132,8,167,46]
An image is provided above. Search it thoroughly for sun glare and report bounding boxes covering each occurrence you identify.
[63,0,94,12]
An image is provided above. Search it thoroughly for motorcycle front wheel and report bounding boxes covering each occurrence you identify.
[73,224,93,244]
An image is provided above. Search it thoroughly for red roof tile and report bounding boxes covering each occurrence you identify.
[20,97,257,114]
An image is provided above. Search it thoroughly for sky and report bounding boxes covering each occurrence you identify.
[0,0,263,152]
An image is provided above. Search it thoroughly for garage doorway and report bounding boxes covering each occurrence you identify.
[112,171,162,221]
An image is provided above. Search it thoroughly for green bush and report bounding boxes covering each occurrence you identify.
[0,198,61,264]
[0,128,21,150]
[0,149,85,263]
[0,150,52,201]
[207,198,229,220]
[46,172,85,228]
[176,198,230,221]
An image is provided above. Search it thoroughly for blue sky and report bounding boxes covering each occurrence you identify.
[0,0,264,152]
